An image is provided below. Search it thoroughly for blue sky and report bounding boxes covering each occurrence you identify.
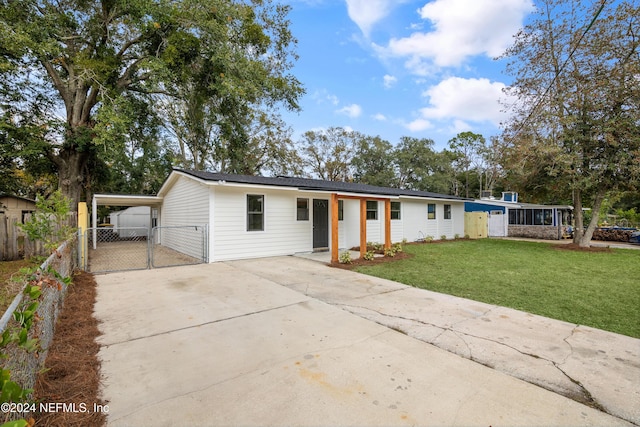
[280,0,536,150]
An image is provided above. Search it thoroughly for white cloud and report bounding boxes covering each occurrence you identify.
[373,113,387,121]
[386,0,534,67]
[312,89,340,106]
[336,103,363,118]
[406,118,432,132]
[417,77,509,125]
[383,74,397,88]
[345,0,395,37]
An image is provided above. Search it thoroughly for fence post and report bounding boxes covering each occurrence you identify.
[77,202,88,268]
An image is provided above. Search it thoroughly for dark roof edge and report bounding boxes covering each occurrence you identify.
[174,169,472,202]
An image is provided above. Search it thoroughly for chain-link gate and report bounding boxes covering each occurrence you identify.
[80,225,207,273]
[150,225,208,268]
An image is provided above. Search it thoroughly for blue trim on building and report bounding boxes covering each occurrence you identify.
[464,202,506,213]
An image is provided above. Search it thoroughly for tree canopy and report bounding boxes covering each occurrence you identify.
[501,0,640,246]
[0,0,303,208]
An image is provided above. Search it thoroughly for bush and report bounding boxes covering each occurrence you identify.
[363,251,375,261]
[339,251,352,264]
[440,235,447,241]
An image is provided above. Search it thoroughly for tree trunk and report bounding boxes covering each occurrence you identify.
[577,189,606,247]
[54,148,90,212]
[573,189,584,245]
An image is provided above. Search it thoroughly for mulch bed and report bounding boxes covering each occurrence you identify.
[32,271,106,427]
[330,250,413,270]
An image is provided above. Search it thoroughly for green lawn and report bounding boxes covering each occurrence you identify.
[353,239,640,338]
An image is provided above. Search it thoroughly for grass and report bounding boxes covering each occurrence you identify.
[353,239,640,338]
[0,258,40,314]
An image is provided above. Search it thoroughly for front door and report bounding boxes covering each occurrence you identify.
[313,199,329,249]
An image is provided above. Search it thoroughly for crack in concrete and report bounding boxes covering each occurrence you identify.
[337,302,617,421]
[102,300,308,347]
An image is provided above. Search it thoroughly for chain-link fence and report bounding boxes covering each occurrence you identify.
[80,225,207,273]
[151,225,207,268]
[0,237,76,421]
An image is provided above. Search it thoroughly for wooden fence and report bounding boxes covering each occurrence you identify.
[0,213,77,261]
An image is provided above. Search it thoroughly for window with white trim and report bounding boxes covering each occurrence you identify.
[366,200,378,220]
[247,195,264,231]
[391,202,401,220]
[427,203,436,220]
[297,198,309,221]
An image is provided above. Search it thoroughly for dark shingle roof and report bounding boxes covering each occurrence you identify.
[176,169,470,201]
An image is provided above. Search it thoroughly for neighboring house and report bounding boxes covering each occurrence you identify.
[0,194,36,223]
[465,192,573,240]
[93,169,470,263]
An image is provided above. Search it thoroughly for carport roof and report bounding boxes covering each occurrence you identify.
[174,168,471,201]
[92,194,162,207]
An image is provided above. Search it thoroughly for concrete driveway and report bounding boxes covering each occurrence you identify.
[94,257,638,426]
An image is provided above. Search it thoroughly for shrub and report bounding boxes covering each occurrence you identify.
[363,250,375,261]
[440,235,447,241]
[454,234,460,239]
[384,247,396,257]
[393,243,403,253]
[339,251,352,264]
[425,235,434,242]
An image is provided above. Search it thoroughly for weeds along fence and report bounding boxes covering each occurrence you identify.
[0,212,77,261]
[0,236,76,416]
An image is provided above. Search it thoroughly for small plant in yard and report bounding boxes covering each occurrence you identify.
[371,242,384,252]
[384,247,396,257]
[454,234,460,240]
[440,235,447,241]
[19,190,75,253]
[0,266,71,427]
[393,243,403,253]
[363,251,375,261]
[424,235,434,242]
[339,251,352,264]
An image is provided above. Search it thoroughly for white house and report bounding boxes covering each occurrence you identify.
[93,169,470,263]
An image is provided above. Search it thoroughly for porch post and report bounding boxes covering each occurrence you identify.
[331,193,339,263]
[360,199,367,259]
[384,199,391,249]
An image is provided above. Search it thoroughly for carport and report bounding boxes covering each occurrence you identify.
[83,194,207,273]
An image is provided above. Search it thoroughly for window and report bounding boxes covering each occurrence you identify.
[444,204,451,220]
[390,202,401,220]
[366,200,378,220]
[427,203,436,220]
[247,195,264,231]
[297,198,309,221]
[338,200,344,221]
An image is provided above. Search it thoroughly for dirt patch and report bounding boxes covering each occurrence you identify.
[554,244,613,253]
[32,271,106,427]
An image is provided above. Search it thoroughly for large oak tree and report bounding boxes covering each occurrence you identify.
[501,0,640,246]
[0,0,302,209]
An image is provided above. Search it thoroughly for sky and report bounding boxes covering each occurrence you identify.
[280,0,536,151]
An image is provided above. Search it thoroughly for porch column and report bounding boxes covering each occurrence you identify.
[360,199,367,258]
[384,199,391,249]
[331,193,339,263]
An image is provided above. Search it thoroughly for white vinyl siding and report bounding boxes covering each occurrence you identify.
[160,176,210,258]
[212,187,322,261]
[397,198,464,241]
